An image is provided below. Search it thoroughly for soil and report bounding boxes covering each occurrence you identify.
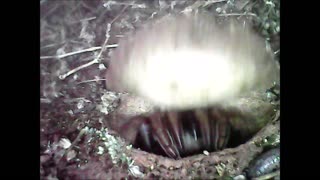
[40,1,280,179]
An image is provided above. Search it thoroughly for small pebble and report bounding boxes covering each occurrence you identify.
[233,174,246,180]
[58,138,71,149]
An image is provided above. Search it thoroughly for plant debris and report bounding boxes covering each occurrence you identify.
[40,0,280,179]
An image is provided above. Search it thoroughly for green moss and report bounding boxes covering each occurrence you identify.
[95,128,134,166]
[251,0,280,38]
[255,133,280,148]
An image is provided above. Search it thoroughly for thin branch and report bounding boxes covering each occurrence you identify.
[69,16,97,24]
[40,42,65,50]
[63,97,92,103]
[41,3,60,20]
[59,5,129,80]
[59,23,111,80]
[57,127,89,163]
[59,57,96,80]
[110,4,129,24]
[218,12,258,17]
[203,0,228,7]
[181,0,227,12]
[40,98,51,104]
[40,44,118,60]
[105,1,145,9]
[80,16,97,22]
[77,78,107,85]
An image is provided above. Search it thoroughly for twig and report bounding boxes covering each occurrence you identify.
[59,5,128,80]
[63,97,92,103]
[182,0,227,12]
[69,16,97,24]
[103,0,146,9]
[40,42,65,50]
[252,170,280,180]
[77,78,107,85]
[71,127,89,148]
[218,12,257,17]
[41,3,59,20]
[272,110,280,123]
[218,12,258,17]
[40,98,51,104]
[80,16,97,22]
[110,4,129,24]
[57,126,89,163]
[40,44,118,60]
[203,0,228,7]
[58,24,111,80]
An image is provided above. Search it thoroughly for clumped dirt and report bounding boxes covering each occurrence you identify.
[40,1,280,179]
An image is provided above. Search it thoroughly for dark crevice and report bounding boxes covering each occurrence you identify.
[132,116,255,159]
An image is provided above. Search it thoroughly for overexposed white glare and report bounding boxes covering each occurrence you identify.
[106,13,279,110]
[130,49,254,108]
